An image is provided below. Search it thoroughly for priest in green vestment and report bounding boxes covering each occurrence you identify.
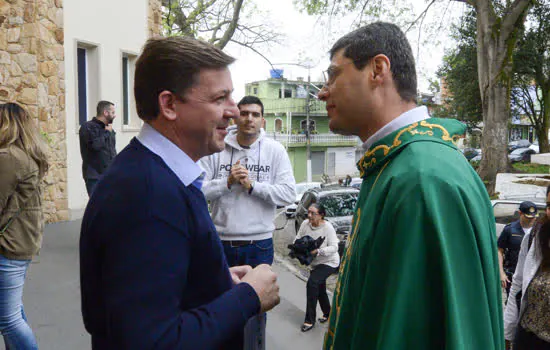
[317,22,503,350]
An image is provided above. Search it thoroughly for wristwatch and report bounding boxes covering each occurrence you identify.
[248,181,254,194]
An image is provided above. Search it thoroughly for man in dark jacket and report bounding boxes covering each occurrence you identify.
[79,101,117,195]
[79,36,280,349]
[498,201,538,297]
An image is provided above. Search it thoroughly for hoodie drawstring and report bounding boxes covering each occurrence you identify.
[229,141,261,182]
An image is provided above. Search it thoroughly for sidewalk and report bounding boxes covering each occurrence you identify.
[22,219,325,350]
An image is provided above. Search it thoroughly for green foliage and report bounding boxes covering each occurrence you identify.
[510,0,550,151]
[435,10,482,129]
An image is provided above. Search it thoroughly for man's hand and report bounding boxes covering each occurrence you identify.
[240,177,253,191]
[105,124,113,132]
[229,265,252,285]
[500,271,510,289]
[228,160,249,187]
[310,249,319,256]
[241,264,280,313]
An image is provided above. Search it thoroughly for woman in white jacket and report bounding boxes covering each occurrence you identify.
[294,203,340,332]
[504,185,550,349]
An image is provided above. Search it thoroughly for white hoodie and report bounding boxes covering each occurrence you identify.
[200,128,296,240]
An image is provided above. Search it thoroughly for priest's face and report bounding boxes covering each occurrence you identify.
[318,50,365,137]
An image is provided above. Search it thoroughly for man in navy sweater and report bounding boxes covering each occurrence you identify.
[79,36,280,349]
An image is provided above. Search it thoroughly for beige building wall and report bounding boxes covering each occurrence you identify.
[64,0,161,219]
[0,0,162,222]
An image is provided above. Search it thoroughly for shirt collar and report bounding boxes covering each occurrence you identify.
[136,123,204,188]
[362,106,430,150]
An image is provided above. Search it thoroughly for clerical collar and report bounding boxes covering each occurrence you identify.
[362,106,429,150]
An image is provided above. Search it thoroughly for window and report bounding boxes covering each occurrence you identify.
[311,151,326,176]
[122,56,129,125]
[121,53,138,127]
[301,119,316,132]
[279,88,292,98]
[275,118,282,132]
[77,48,87,126]
[76,43,99,127]
[253,87,258,95]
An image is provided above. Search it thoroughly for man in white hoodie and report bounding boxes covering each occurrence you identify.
[200,95,296,349]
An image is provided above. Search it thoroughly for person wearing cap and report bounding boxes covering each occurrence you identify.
[498,201,538,298]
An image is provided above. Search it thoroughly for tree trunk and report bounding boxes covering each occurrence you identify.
[537,123,549,154]
[477,82,510,195]
[472,0,532,196]
[541,91,550,153]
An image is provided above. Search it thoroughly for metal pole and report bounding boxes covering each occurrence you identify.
[306,69,312,182]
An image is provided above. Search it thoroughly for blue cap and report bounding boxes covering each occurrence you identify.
[519,201,538,218]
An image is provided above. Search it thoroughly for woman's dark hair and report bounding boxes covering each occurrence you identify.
[309,203,326,219]
[539,216,550,267]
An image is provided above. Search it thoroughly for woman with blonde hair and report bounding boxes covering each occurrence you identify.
[0,102,48,349]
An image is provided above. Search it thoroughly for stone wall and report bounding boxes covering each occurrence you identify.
[0,0,67,222]
[148,0,162,37]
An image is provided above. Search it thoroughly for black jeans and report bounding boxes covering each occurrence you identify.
[514,326,550,350]
[305,264,337,325]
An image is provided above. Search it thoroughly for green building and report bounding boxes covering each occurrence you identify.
[245,75,362,183]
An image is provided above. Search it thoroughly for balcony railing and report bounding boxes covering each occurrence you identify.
[265,133,360,146]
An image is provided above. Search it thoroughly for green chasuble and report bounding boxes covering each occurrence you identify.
[324,118,503,350]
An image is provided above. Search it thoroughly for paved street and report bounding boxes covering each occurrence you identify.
[14,219,327,350]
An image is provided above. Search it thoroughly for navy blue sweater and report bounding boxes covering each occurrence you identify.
[80,138,260,349]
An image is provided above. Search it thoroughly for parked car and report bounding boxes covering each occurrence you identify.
[284,182,322,218]
[508,139,531,152]
[462,148,481,161]
[350,177,362,189]
[492,199,546,237]
[508,147,536,163]
[294,182,322,203]
[294,186,359,234]
[529,143,540,153]
[294,186,359,259]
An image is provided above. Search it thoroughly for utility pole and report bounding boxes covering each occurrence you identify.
[272,61,318,183]
[306,69,312,182]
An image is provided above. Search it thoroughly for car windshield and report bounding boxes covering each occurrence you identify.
[511,148,527,155]
[319,193,358,217]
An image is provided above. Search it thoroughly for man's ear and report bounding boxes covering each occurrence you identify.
[371,54,391,83]
[158,91,178,121]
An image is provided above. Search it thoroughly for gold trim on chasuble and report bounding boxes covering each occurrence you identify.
[357,120,461,177]
[325,120,461,348]
[324,161,390,349]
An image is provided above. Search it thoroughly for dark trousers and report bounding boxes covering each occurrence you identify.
[505,269,514,298]
[514,326,550,350]
[222,238,273,350]
[305,264,337,325]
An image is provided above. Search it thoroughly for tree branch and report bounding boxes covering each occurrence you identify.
[405,0,436,33]
[215,0,244,49]
[500,0,533,41]
[230,38,277,72]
